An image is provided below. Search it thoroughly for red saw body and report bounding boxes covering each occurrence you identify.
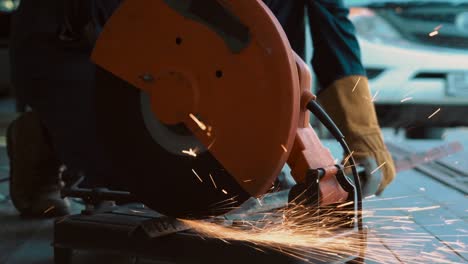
[92,0,349,218]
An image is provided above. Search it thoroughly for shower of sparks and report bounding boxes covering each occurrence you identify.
[181,195,467,264]
[371,162,387,175]
[182,148,197,157]
[189,113,207,131]
[281,144,288,153]
[428,108,441,119]
[209,173,217,189]
[192,169,203,182]
[401,97,413,103]
[352,77,361,92]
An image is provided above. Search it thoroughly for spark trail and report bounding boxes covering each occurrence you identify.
[182,196,467,264]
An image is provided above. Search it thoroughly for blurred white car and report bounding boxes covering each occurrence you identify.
[0,0,19,97]
[347,0,468,138]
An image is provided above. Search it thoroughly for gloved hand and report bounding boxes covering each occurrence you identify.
[318,76,396,196]
[345,132,395,196]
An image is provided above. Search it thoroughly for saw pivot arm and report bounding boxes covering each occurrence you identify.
[287,53,363,230]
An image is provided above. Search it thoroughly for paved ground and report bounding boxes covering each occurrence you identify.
[0,96,466,264]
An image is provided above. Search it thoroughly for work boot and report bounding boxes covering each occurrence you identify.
[318,76,396,196]
[7,111,70,217]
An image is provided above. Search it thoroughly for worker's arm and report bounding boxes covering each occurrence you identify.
[302,0,393,196]
[264,0,396,196]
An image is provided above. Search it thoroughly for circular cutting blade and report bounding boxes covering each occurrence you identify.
[93,0,300,218]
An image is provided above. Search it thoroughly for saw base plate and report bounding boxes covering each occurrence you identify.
[53,200,366,264]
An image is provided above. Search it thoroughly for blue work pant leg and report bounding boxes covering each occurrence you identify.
[263,0,307,59]
[307,0,366,89]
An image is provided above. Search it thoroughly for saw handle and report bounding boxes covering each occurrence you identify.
[290,52,363,230]
[288,53,350,204]
[305,99,363,231]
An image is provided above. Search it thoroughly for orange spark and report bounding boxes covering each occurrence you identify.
[207,126,213,137]
[371,90,380,102]
[401,97,413,103]
[43,206,55,214]
[281,144,288,153]
[222,189,228,195]
[192,169,203,182]
[257,198,263,207]
[429,25,443,37]
[429,31,439,37]
[407,205,440,212]
[343,151,355,165]
[182,148,197,157]
[336,201,354,208]
[392,220,414,224]
[351,77,361,92]
[444,219,460,225]
[371,161,386,175]
[428,108,441,119]
[207,138,217,150]
[209,173,217,189]
[189,113,207,131]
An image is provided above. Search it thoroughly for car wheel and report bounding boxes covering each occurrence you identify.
[405,126,445,139]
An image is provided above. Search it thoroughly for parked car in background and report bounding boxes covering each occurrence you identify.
[0,0,19,97]
[347,0,468,138]
[0,0,18,13]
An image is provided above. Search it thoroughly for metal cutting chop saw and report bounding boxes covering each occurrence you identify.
[54,0,365,262]
[92,0,362,218]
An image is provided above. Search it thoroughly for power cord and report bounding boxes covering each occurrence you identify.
[306,100,363,231]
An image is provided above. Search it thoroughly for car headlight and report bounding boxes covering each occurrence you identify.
[349,7,408,46]
[0,0,20,13]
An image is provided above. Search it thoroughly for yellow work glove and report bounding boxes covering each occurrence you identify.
[318,76,396,196]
